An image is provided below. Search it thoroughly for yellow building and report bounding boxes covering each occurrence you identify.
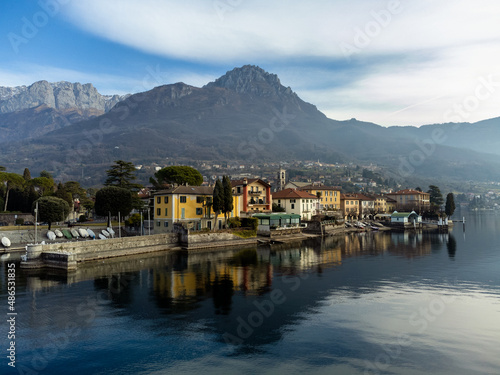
[386,189,430,213]
[231,178,272,214]
[340,193,360,219]
[299,185,342,211]
[154,186,242,232]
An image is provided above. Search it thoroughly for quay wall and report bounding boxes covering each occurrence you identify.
[41,233,180,262]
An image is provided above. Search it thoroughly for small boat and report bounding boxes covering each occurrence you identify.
[102,230,110,238]
[370,226,380,231]
[47,230,56,240]
[1,237,11,248]
[54,229,63,238]
[98,233,107,240]
[78,228,89,238]
[87,229,96,239]
[61,229,73,239]
[70,229,80,238]
[107,227,115,237]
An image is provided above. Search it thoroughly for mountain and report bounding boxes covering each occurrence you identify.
[0,81,129,143]
[0,81,126,113]
[1,65,500,184]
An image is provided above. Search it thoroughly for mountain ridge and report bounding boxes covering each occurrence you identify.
[1,65,500,185]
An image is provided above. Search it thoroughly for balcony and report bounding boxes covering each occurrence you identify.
[248,190,262,195]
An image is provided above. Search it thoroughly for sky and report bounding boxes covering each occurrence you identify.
[1,0,500,126]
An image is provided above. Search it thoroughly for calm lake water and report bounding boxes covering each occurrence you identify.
[2,210,500,375]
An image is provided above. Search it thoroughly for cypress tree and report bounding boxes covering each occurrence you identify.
[212,179,224,230]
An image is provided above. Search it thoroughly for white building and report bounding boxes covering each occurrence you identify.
[272,188,320,221]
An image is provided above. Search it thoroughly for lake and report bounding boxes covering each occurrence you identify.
[2,210,500,375]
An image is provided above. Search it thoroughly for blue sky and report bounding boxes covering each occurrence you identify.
[2,0,500,126]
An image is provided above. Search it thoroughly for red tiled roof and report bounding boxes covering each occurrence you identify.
[231,179,271,188]
[389,189,430,196]
[299,185,342,191]
[272,188,319,199]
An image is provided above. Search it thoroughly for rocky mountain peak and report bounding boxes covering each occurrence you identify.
[0,81,128,114]
[204,65,296,98]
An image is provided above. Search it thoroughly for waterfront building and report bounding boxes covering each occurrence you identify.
[299,184,342,211]
[272,188,319,220]
[386,189,430,213]
[231,178,272,214]
[153,186,242,232]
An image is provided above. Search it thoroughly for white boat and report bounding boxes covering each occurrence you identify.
[107,227,115,237]
[47,231,56,240]
[98,233,107,240]
[87,229,96,239]
[78,228,89,238]
[70,229,80,238]
[54,229,63,238]
[1,237,11,247]
[102,230,110,238]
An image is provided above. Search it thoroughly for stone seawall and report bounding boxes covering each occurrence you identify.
[21,233,180,270]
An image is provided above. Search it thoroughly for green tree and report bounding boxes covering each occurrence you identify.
[40,170,52,179]
[95,186,133,225]
[0,172,25,211]
[445,193,456,218]
[33,196,70,230]
[222,176,233,227]
[30,176,54,196]
[105,160,143,191]
[150,166,203,188]
[212,179,224,230]
[427,185,444,211]
[54,182,74,207]
[0,166,5,171]
[23,168,31,181]
[272,203,286,212]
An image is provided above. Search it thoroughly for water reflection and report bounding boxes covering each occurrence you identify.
[2,219,500,375]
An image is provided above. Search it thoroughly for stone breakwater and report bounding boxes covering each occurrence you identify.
[19,231,258,270]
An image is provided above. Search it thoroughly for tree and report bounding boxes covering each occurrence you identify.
[150,166,203,188]
[272,203,286,212]
[33,196,70,230]
[23,168,31,181]
[40,170,52,179]
[445,193,456,218]
[0,166,5,171]
[105,160,143,191]
[0,172,25,211]
[415,187,422,192]
[427,185,444,211]
[95,186,133,225]
[30,176,54,196]
[212,179,224,230]
[222,176,233,227]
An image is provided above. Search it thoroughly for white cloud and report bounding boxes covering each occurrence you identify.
[15,0,500,126]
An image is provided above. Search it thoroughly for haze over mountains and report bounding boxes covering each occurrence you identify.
[1,65,500,184]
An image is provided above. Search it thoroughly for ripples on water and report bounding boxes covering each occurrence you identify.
[1,211,500,374]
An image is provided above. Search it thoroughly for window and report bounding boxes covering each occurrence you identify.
[196,208,203,215]
[291,203,295,209]
[157,197,161,204]
[157,208,161,216]
[237,187,241,194]
[164,197,168,204]
[164,222,169,227]
[157,221,160,227]
[180,196,187,203]
[196,196,204,203]
[165,208,168,216]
